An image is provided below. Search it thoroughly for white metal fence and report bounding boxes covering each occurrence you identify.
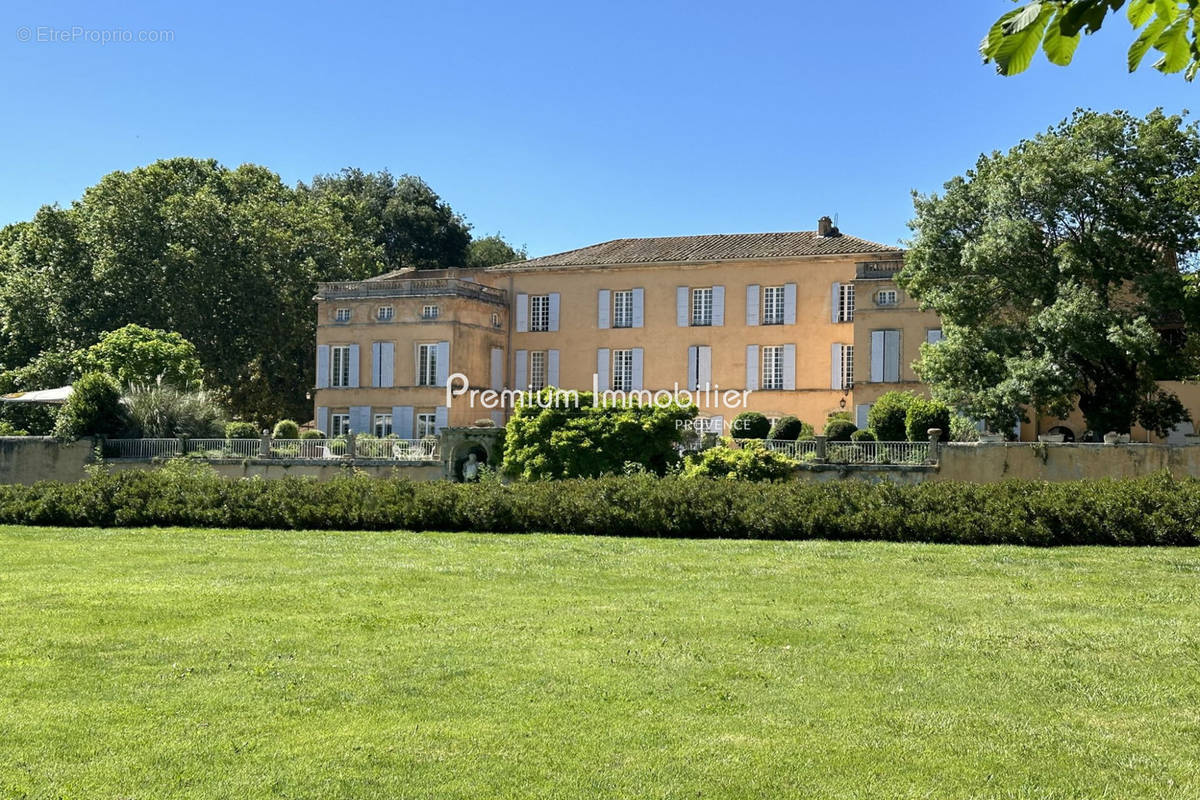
[103,437,440,462]
[729,438,934,465]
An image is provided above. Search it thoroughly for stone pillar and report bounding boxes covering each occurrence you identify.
[347,431,357,460]
[814,434,828,463]
[927,428,943,464]
[259,430,272,459]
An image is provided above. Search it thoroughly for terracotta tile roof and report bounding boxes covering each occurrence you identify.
[487,231,902,271]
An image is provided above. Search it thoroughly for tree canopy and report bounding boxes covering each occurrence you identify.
[75,325,204,389]
[899,109,1200,436]
[982,1,1200,80]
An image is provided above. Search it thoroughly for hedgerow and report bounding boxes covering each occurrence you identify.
[0,466,1198,546]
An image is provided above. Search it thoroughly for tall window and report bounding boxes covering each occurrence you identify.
[613,290,634,328]
[376,305,394,321]
[691,287,713,326]
[836,284,855,322]
[529,350,547,391]
[530,295,551,331]
[762,286,785,325]
[335,308,351,322]
[842,345,855,390]
[422,305,439,320]
[330,414,350,436]
[374,413,393,437]
[762,346,784,390]
[417,343,438,386]
[330,345,351,388]
[416,412,437,439]
[612,349,633,391]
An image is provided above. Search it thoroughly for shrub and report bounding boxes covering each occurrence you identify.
[272,420,301,440]
[122,384,226,439]
[300,430,326,440]
[851,428,877,442]
[868,391,918,442]
[0,421,29,436]
[906,397,953,442]
[53,372,123,441]
[824,419,858,442]
[731,411,770,439]
[225,421,260,440]
[682,441,796,482]
[502,390,696,480]
[768,415,811,441]
[0,470,1198,547]
[950,415,981,442]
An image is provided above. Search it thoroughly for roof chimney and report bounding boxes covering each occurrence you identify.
[817,216,835,237]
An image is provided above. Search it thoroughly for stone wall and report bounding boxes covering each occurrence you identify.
[106,459,444,482]
[932,442,1200,483]
[0,437,94,485]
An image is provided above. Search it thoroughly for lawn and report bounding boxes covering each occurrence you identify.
[2,528,1199,799]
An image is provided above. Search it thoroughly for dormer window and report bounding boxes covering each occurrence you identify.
[376,305,395,321]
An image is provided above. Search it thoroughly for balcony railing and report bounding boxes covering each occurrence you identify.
[856,260,905,279]
[102,437,441,463]
[316,277,507,305]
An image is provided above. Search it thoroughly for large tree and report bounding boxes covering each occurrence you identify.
[982,0,1200,80]
[900,109,1200,436]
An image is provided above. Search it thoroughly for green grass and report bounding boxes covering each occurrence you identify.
[3,528,1200,799]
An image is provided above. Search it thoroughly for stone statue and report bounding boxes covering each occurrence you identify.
[462,452,479,482]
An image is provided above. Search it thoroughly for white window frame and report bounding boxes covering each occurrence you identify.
[837,284,855,322]
[374,413,393,437]
[335,308,351,323]
[842,345,855,390]
[330,345,351,388]
[762,346,784,390]
[422,305,439,320]
[762,286,785,325]
[491,312,500,328]
[376,305,394,322]
[529,295,551,332]
[417,343,438,387]
[691,287,713,327]
[612,349,634,391]
[529,350,547,391]
[876,289,898,307]
[330,414,350,437]
[612,290,634,328]
[416,412,437,439]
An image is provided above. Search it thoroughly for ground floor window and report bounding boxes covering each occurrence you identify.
[330,414,350,436]
[374,413,392,437]
[612,349,633,391]
[416,412,437,439]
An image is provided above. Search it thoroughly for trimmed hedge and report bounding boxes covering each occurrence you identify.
[0,467,1197,546]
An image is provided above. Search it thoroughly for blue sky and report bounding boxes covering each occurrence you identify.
[1,0,1195,257]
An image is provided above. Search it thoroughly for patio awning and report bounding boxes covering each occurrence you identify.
[0,386,74,405]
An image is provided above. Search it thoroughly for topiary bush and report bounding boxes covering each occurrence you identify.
[851,428,877,442]
[768,415,812,441]
[906,397,953,442]
[868,391,918,442]
[225,421,260,440]
[824,418,858,442]
[272,420,301,440]
[731,411,770,439]
[681,441,796,481]
[300,429,326,440]
[53,372,124,441]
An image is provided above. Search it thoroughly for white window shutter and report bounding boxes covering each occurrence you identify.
[784,283,797,325]
[597,290,611,329]
[745,345,759,391]
[712,285,725,326]
[316,345,330,389]
[349,405,371,435]
[516,293,529,332]
[393,405,414,438]
[884,330,900,382]
[746,284,760,326]
[783,344,796,390]
[370,342,381,387]
[870,331,885,382]
[831,282,841,323]
[632,288,645,328]
[687,346,698,391]
[676,287,689,327]
[698,346,712,387]
[380,342,394,388]
[548,293,561,331]
[831,343,844,390]
[514,350,528,390]
[547,349,560,386]
[597,348,610,390]
[435,341,450,386]
[316,406,329,436]
[631,348,644,390]
[348,344,360,388]
[490,347,504,391]
[434,406,448,433]
[855,404,871,429]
